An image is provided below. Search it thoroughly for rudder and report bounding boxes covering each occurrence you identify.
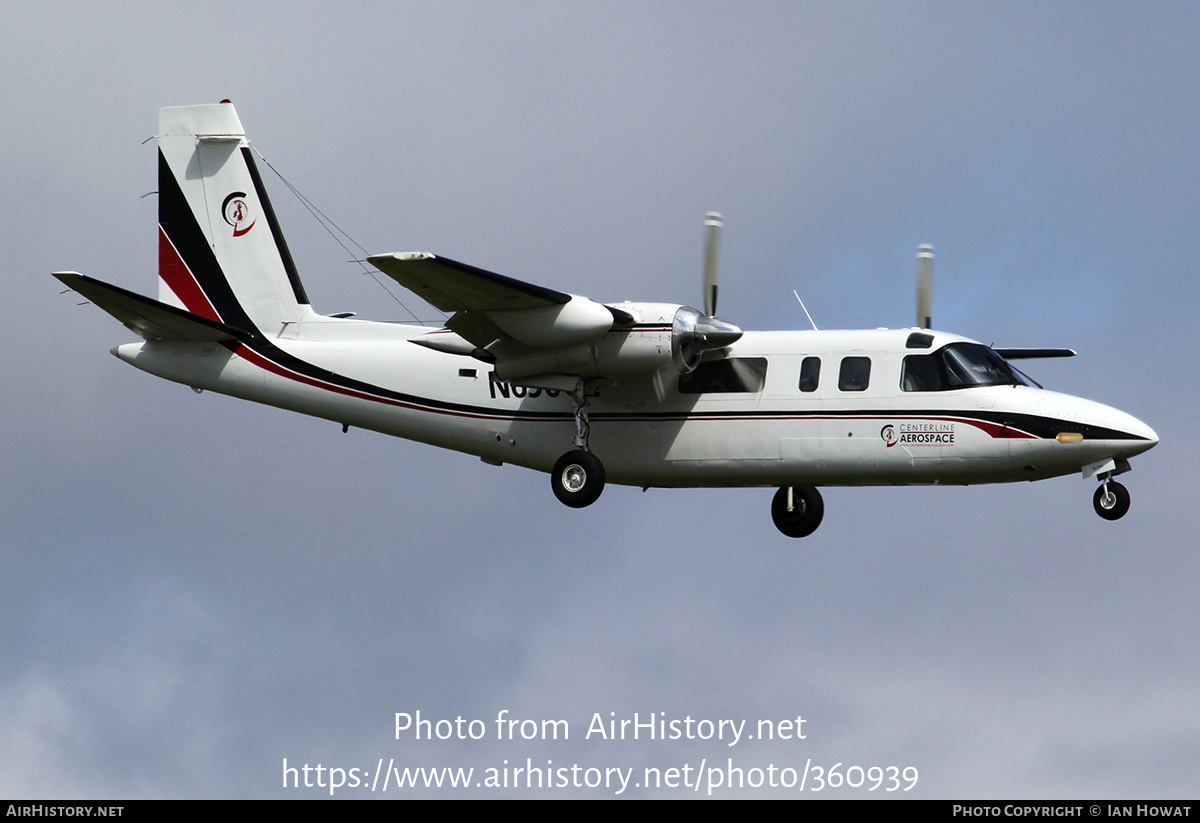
[157,102,309,335]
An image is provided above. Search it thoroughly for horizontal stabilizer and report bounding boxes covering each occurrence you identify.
[994,348,1077,360]
[368,252,570,312]
[54,272,249,343]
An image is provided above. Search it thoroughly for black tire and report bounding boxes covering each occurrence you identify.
[1093,480,1130,520]
[551,450,605,508]
[771,485,824,538]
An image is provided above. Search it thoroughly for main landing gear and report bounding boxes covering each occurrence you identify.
[771,485,824,538]
[551,379,606,508]
[552,450,605,508]
[1093,478,1130,520]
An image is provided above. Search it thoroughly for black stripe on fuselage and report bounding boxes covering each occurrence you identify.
[588,408,1148,441]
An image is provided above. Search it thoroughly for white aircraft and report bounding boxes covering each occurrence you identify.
[56,102,1158,537]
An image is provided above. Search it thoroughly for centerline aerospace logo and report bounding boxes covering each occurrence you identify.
[222,191,256,237]
[881,422,956,447]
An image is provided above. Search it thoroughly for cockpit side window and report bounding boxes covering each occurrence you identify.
[838,356,871,392]
[942,344,1019,387]
[798,356,821,392]
[901,343,1031,391]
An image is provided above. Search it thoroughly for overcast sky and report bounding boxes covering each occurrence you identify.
[3,1,1197,798]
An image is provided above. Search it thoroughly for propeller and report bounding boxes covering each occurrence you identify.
[916,244,934,329]
[703,211,722,317]
[694,211,742,349]
[670,212,743,372]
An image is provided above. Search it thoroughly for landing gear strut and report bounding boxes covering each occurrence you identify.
[771,485,824,538]
[569,380,590,449]
[552,379,605,508]
[1093,478,1130,520]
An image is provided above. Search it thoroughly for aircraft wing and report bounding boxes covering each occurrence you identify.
[54,272,249,343]
[369,252,627,351]
[368,252,570,312]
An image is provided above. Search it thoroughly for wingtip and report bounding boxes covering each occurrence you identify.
[368,251,434,266]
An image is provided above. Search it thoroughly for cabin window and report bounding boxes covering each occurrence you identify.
[838,357,871,391]
[798,356,821,392]
[678,357,768,394]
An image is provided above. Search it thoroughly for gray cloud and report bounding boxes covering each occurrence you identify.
[3,1,1195,798]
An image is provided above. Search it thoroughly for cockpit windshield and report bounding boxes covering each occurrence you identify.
[901,343,1036,392]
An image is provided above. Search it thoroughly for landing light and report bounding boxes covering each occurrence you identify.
[1056,432,1084,443]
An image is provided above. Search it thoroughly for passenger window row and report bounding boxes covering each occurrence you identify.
[675,355,878,394]
[797,356,872,393]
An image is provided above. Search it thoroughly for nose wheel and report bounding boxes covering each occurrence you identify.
[1093,479,1130,520]
[771,485,824,538]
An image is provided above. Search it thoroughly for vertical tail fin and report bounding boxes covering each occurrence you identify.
[157,102,309,335]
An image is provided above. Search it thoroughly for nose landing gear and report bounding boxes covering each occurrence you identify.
[1093,478,1131,520]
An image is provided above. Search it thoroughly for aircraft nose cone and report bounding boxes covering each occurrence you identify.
[1131,417,1159,452]
[1056,393,1158,457]
[1107,406,1158,456]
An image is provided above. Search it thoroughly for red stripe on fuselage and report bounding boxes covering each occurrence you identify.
[230,343,525,422]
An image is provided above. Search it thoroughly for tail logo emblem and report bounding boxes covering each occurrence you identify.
[221,191,256,237]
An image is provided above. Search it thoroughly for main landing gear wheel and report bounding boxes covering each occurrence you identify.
[1093,480,1130,520]
[771,485,824,538]
[552,450,605,508]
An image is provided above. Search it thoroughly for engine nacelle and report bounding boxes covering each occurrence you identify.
[490,295,615,348]
[489,303,741,382]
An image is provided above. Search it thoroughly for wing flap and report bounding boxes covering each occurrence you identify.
[445,311,507,349]
[54,272,249,343]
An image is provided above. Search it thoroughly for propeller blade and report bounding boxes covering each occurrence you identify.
[703,212,722,317]
[916,244,934,330]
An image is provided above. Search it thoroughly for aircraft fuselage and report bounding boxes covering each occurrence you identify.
[114,319,1156,490]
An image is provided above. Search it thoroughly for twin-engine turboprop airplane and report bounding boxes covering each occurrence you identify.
[56,102,1158,537]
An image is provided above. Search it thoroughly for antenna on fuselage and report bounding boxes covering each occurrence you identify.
[793,290,818,331]
[916,244,934,329]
